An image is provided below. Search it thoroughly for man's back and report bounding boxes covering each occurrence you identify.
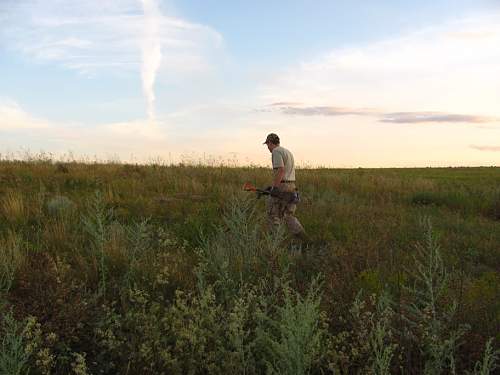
[272,146,295,181]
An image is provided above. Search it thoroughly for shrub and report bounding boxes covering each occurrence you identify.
[255,276,325,375]
[0,230,25,296]
[368,293,398,375]
[0,311,30,375]
[81,190,113,296]
[467,338,499,375]
[411,191,438,206]
[462,272,500,342]
[93,285,257,374]
[485,193,500,221]
[196,196,290,300]
[404,217,469,374]
[46,195,75,218]
[410,190,471,213]
[325,292,397,374]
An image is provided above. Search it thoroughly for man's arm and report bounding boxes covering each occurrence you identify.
[273,167,285,187]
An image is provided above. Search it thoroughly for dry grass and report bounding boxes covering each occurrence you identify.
[1,190,25,223]
[0,230,25,293]
[0,159,498,374]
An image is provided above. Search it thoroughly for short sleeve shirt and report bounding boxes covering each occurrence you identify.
[272,146,295,181]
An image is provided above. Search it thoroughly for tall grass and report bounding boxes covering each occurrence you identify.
[1,190,25,224]
[0,312,30,375]
[122,217,153,289]
[81,190,113,297]
[0,231,25,297]
[196,196,289,299]
[405,217,468,374]
[369,293,397,375]
[256,277,325,375]
[468,338,500,375]
[0,159,498,374]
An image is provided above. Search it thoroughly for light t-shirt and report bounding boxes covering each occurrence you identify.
[272,146,295,181]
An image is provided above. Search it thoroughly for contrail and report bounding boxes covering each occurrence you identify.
[140,0,162,121]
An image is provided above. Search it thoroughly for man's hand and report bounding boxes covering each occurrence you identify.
[262,186,279,197]
[269,186,280,197]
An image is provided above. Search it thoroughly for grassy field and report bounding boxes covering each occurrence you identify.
[1,159,499,374]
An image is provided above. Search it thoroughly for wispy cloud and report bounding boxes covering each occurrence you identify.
[380,112,496,124]
[262,14,500,120]
[1,1,222,73]
[269,103,496,124]
[0,100,53,130]
[269,102,304,107]
[140,0,162,120]
[279,106,377,117]
[2,98,499,167]
[0,99,271,165]
[0,99,169,157]
[0,0,223,118]
[470,145,500,152]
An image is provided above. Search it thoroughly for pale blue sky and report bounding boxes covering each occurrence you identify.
[1,0,499,166]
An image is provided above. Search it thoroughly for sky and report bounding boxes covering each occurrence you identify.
[1,0,500,167]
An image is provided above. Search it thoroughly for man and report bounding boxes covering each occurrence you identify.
[263,133,306,238]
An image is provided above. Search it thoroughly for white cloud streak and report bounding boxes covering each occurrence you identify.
[140,0,162,120]
[0,0,223,118]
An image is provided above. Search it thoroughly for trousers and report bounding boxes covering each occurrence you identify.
[266,182,305,235]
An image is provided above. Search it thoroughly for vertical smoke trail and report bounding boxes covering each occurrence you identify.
[140,0,162,121]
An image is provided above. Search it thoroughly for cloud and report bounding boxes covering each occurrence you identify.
[470,145,500,152]
[446,31,497,40]
[0,1,222,73]
[0,0,223,119]
[380,112,496,124]
[0,99,267,164]
[268,103,496,124]
[140,0,162,120]
[0,100,53,129]
[0,99,170,157]
[279,105,377,117]
[2,98,499,168]
[262,14,500,119]
[268,102,304,107]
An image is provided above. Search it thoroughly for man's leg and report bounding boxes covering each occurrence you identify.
[278,183,305,236]
[267,196,284,231]
[283,203,305,235]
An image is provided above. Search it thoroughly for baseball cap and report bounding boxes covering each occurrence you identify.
[263,133,280,144]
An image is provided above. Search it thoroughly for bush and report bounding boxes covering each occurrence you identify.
[404,218,469,374]
[93,285,257,374]
[0,311,30,375]
[255,276,325,375]
[324,292,397,374]
[196,196,290,300]
[0,231,25,296]
[467,338,500,375]
[46,196,75,218]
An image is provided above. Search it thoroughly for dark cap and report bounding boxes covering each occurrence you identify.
[263,133,280,145]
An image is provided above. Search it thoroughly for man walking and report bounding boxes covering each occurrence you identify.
[263,133,306,238]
